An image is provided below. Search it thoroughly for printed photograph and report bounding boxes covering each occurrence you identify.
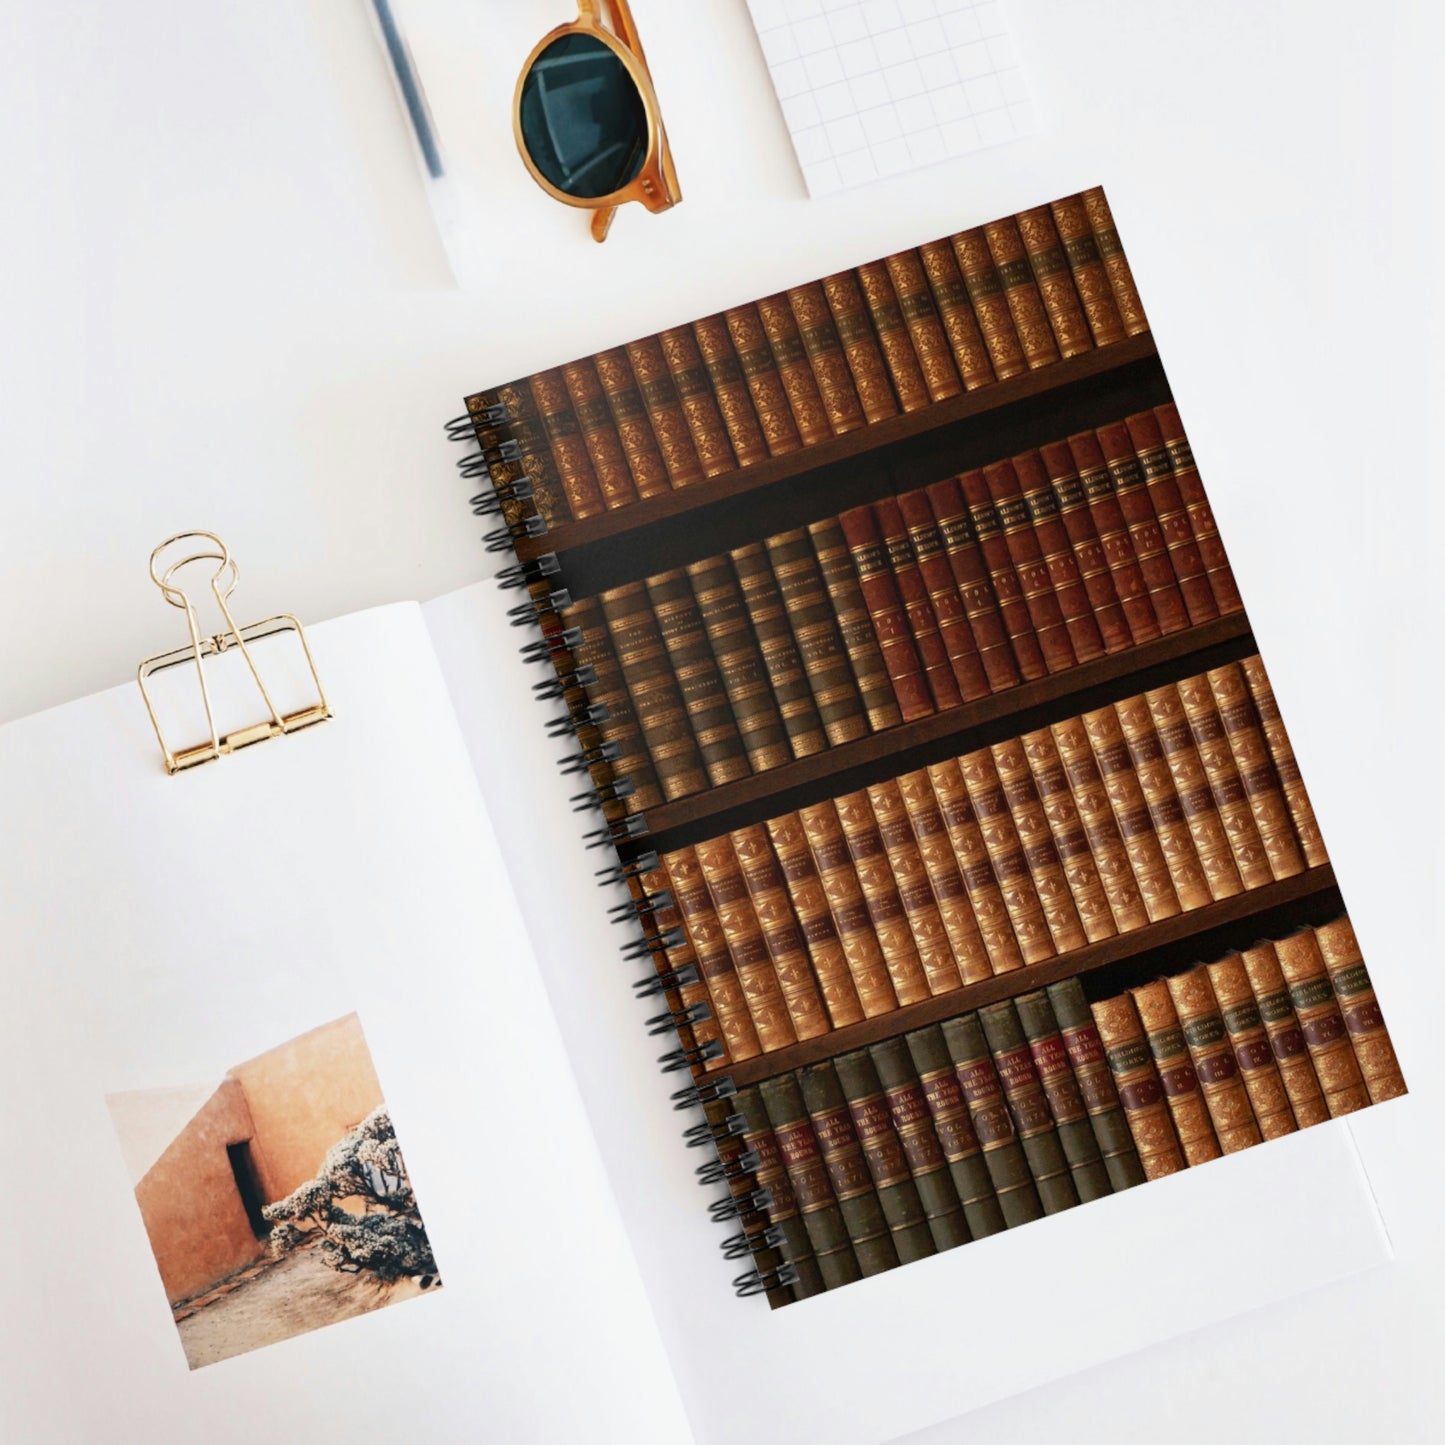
[107,1013,440,1370]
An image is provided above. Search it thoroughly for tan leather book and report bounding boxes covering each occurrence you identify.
[593,346,673,499]
[756,292,832,447]
[526,367,607,519]
[1047,193,1127,348]
[1091,992,1187,1179]
[483,379,569,526]
[1239,656,1329,869]
[855,260,932,412]
[1274,929,1370,1116]
[785,281,867,436]
[982,215,1060,369]
[640,862,726,1069]
[1314,916,1407,1103]
[1129,979,1223,1165]
[918,759,1024,976]
[883,249,964,403]
[1081,187,1150,336]
[561,357,644,507]
[657,324,739,479]
[949,226,1029,380]
[917,237,996,390]
[723,303,804,457]
[1206,952,1298,1139]
[1240,941,1330,1128]
[622,335,706,489]
[1015,205,1094,359]
[689,314,770,467]
[798,799,900,1018]
[1165,966,1263,1152]
[819,269,901,424]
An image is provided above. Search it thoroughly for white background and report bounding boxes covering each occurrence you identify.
[3,0,1443,1441]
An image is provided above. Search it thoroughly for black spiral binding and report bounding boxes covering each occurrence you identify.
[449,401,789,1300]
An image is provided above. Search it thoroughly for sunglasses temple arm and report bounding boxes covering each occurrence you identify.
[591,205,619,243]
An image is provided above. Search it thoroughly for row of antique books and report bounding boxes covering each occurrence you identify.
[648,657,1326,1071]
[473,186,1149,527]
[728,916,1405,1306]
[563,403,1242,812]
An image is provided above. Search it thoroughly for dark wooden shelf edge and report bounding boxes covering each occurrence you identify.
[713,864,1339,1089]
[513,333,1158,562]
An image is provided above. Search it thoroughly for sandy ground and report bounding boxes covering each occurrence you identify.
[176,1241,431,1369]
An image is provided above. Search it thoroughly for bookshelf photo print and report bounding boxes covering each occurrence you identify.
[455,186,1408,1305]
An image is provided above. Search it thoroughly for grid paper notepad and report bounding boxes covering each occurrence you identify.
[745,0,1038,197]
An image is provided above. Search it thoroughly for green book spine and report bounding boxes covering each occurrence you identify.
[704,1097,794,1307]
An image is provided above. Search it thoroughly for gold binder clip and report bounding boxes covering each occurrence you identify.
[137,532,331,774]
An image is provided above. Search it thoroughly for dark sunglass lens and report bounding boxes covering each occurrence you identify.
[519,33,648,199]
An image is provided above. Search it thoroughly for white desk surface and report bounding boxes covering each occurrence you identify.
[3,1,1443,1441]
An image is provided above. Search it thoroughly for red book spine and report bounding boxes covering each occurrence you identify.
[873,497,964,712]
[837,505,935,723]
[1037,439,1134,652]
[895,488,991,701]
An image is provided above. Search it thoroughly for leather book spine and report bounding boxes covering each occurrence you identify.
[1019,726,1117,944]
[1153,400,1244,614]
[1144,683,1244,902]
[527,367,607,519]
[883,248,964,403]
[693,834,798,1053]
[723,303,804,457]
[1175,675,1276,890]
[1048,193,1128,347]
[904,1024,1008,1238]
[865,778,966,996]
[923,759,1025,975]
[1240,941,1331,1128]
[808,516,905,732]
[730,823,831,1043]
[1014,988,1114,1202]
[957,745,1054,965]
[1206,952,1299,1139]
[598,581,709,801]
[1274,929,1371,1116]
[764,528,869,745]
[756,292,832,446]
[1090,992,1187,1179]
[833,1048,938,1263]
[896,487,992,702]
[786,281,867,436]
[1206,662,1307,881]
[837,504,935,722]
[855,260,932,412]
[1094,420,1191,634]
[1065,428,1163,645]
[645,568,751,787]
[979,1001,1081,1214]
[1046,977,1146,1191]
[764,812,867,1027]
[1049,715,1150,933]
[467,386,535,531]
[798,799,900,1017]
[1038,438,1134,652]
[991,736,1088,955]
[736,1086,826,1299]
[1165,966,1263,1152]
[873,496,965,711]
[870,1036,971,1251]
[1314,916,1407,1103]
[658,324,739,478]
[894,767,994,986]
[923,476,1021,692]
[1081,186,1150,335]
[623,335,706,489]
[1125,408,1217,625]
[1128,980,1222,1165]
[662,846,762,1064]
[730,542,829,759]
[917,237,996,390]
[834,788,932,1006]
[561,358,643,508]
[1080,704,1182,923]
[685,554,792,774]
[949,227,1029,380]
[798,1062,900,1276]
[489,379,569,525]
[1015,204,1094,359]
[1113,694,1212,911]
[593,346,673,499]
[1239,656,1329,868]
[708,1097,795,1306]
[691,314,770,467]
[642,862,726,1069]
[820,269,901,424]
[939,1012,1045,1227]
[982,215,1060,368]
[983,456,1081,673]
[759,1074,864,1289]
[957,468,1049,682]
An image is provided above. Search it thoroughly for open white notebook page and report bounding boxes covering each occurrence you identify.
[0,604,690,1445]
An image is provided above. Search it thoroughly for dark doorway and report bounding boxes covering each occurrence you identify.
[227,1141,269,1239]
